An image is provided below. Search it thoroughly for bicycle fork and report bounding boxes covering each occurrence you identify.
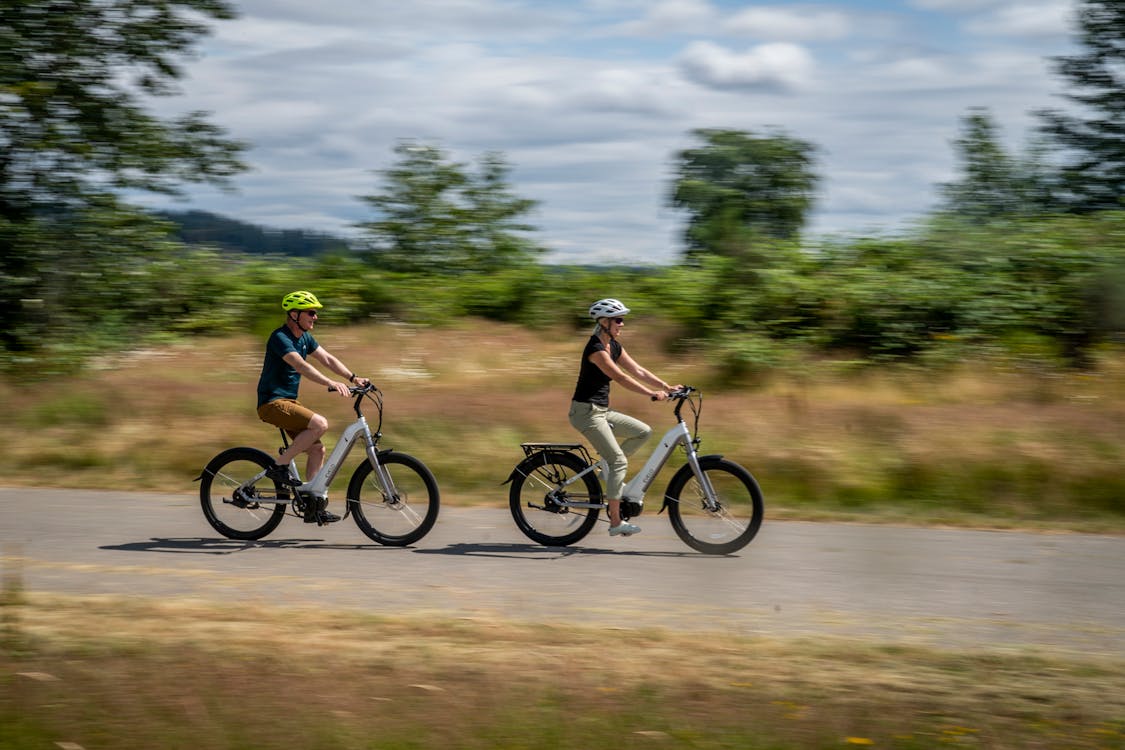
[681,445,722,512]
[362,434,403,507]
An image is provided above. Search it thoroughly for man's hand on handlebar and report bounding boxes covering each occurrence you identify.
[327,376,372,396]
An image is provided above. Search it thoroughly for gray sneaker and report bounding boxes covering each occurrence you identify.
[608,521,641,537]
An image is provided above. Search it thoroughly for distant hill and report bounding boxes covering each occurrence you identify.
[155,209,353,257]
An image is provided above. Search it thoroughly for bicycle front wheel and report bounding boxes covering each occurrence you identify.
[508,451,602,547]
[665,457,764,555]
[198,447,288,541]
[348,452,440,546]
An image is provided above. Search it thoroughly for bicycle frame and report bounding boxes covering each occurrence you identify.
[553,394,720,510]
[247,387,400,503]
[286,418,377,497]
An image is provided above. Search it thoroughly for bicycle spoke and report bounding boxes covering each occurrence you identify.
[666,458,763,554]
[509,451,602,546]
[349,453,440,546]
[199,448,287,541]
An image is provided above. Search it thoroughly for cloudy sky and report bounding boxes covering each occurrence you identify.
[140,0,1080,264]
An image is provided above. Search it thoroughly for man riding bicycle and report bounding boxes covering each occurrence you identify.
[256,290,369,525]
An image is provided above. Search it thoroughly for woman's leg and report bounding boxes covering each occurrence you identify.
[569,403,650,529]
[605,410,651,461]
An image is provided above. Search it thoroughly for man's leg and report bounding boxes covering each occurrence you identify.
[278,413,328,478]
[259,400,339,524]
[259,400,328,480]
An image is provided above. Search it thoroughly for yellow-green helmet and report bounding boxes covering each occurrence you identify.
[281,290,323,311]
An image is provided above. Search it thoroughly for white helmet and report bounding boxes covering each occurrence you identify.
[588,298,630,320]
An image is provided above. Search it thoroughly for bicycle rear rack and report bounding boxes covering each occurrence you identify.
[519,442,597,466]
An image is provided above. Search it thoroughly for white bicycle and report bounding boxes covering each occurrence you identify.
[506,387,763,555]
[197,384,439,545]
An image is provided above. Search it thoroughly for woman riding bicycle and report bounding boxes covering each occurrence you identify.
[568,299,681,537]
[256,290,369,524]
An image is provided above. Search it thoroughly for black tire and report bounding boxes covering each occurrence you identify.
[666,457,764,555]
[348,452,440,546]
[199,447,288,541]
[509,450,602,547]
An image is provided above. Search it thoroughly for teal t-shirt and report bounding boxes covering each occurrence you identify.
[256,326,319,407]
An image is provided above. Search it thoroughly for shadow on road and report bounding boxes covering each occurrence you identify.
[413,542,719,559]
[100,537,393,554]
[99,539,739,559]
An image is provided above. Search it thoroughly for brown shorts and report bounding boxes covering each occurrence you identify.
[257,399,317,439]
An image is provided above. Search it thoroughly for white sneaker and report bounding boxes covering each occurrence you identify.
[608,522,641,537]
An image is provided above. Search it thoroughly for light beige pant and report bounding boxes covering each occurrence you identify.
[568,401,651,499]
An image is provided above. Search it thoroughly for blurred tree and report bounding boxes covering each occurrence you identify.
[938,108,1054,222]
[0,0,246,213]
[1,0,247,354]
[669,128,819,265]
[356,141,544,274]
[1035,0,1125,212]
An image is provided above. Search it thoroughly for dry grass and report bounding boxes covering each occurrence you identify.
[5,319,1125,531]
[3,592,1124,749]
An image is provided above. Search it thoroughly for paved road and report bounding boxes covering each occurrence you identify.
[2,488,1123,655]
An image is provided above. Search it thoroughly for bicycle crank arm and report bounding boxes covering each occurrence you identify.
[528,501,605,511]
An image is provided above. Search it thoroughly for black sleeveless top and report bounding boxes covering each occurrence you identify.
[572,335,621,406]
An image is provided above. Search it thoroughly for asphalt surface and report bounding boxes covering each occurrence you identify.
[2,488,1123,655]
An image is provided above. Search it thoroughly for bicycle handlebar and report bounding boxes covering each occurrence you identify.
[652,385,695,401]
[326,383,379,395]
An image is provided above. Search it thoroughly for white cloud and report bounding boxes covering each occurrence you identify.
[610,0,717,36]
[726,6,851,41]
[965,1,1075,38]
[133,0,1079,263]
[232,0,571,35]
[678,41,816,92]
[908,0,1075,39]
[908,0,1005,10]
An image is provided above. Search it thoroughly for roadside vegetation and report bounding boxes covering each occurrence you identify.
[3,316,1123,532]
[3,593,1124,750]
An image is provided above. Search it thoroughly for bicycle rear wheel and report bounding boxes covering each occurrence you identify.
[665,457,764,555]
[508,451,602,546]
[198,447,288,540]
[348,451,440,546]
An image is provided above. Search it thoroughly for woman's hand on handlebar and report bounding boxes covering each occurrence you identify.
[651,385,687,401]
[652,385,692,400]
